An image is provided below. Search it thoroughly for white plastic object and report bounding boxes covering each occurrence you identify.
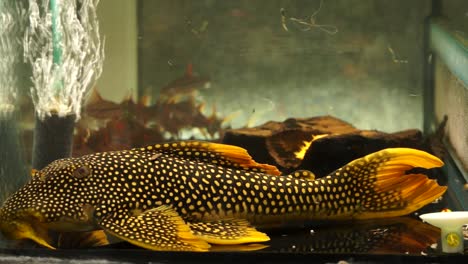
[420,211,468,253]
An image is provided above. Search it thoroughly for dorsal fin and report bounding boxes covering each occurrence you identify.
[139,141,281,176]
[85,88,103,106]
[30,169,38,178]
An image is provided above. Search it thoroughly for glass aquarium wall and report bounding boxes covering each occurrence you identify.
[435,57,467,171]
[429,0,468,210]
[432,2,468,172]
[137,0,430,137]
[0,0,467,260]
[2,0,440,165]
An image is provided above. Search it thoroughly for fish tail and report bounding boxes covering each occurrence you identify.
[329,148,447,219]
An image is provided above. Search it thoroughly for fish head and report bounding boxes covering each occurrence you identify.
[0,156,100,248]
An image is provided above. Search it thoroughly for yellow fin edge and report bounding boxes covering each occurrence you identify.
[196,228,270,245]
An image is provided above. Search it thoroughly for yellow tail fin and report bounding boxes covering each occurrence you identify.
[329,148,447,219]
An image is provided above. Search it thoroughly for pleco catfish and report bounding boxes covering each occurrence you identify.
[0,141,446,251]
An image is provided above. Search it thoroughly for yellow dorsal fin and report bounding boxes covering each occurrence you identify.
[140,141,281,176]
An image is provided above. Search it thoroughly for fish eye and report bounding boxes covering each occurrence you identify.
[73,166,92,179]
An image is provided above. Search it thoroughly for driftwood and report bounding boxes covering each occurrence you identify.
[222,116,358,169]
[222,116,432,177]
[295,129,424,177]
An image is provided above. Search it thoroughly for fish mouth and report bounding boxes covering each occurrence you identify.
[0,208,55,249]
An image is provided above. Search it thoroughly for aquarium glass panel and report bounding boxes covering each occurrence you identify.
[1,0,467,261]
[137,0,429,138]
[434,50,468,171]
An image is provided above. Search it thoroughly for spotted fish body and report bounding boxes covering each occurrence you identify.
[0,141,447,251]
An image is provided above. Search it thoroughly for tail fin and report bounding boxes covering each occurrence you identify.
[329,148,447,219]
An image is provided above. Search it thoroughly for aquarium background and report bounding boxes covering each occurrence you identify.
[0,0,467,260]
[136,0,430,133]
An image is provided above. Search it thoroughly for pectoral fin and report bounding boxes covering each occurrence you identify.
[97,205,210,251]
[0,210,55,249]
[188,219,270,245]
